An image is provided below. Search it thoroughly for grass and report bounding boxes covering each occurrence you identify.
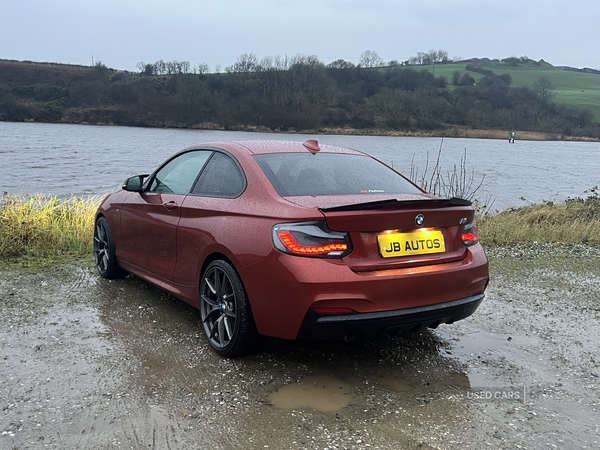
[0,194,101,269]
[1,188,598,271]
[479,191,600,245]
[418,61,600,121]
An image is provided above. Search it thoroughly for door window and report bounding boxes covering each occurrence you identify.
[150,151,212,194]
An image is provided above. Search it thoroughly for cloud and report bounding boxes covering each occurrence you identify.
[2,0,599,70]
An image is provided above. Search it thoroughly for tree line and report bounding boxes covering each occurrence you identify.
[0,53,598,138]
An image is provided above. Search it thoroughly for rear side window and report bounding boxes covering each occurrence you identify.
[192,151,246,198]
[254,153,421,196]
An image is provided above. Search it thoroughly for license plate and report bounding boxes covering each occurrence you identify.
[377,230,445,258]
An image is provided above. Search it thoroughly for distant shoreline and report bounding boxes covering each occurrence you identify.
[186,122,600,142]
[308,127,600,142]
[7,119,600,142]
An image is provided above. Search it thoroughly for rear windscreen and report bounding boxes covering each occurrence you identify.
[254,153,422,196]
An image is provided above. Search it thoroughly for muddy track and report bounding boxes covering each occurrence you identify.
[1,245,599,449]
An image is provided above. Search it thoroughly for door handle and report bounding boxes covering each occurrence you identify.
[163,201,178,211]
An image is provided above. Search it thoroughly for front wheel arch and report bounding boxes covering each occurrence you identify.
[93,216,127,279]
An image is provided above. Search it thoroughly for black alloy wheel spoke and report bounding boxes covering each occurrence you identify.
[94,224,109,271]
[205,276,218,296]
[209,315,228,346]
[200,293,220,308]
[219,272,228,298]
[208,316,221,339]
[222,315,234,340]
[203,308,221,325]
[200,265,238,350]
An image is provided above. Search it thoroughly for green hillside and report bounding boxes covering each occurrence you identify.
[1,57,598,137]
[420,61,600,121]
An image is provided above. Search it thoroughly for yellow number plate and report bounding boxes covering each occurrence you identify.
[377,230,445,258]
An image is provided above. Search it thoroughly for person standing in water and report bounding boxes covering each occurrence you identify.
[509,131,516,143]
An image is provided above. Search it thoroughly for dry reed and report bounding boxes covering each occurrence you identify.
[0,194,101,261]
[479,194,600,244]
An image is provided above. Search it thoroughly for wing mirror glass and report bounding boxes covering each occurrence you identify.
[122,174,149,192]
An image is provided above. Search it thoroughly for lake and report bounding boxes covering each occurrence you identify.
[1,122,599,211]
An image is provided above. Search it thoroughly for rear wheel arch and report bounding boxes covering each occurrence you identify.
[198,257,258,357]
[198,253,250,308]
[199,252,234,281]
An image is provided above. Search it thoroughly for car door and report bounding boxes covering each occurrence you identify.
[173,150,248,287]
[119,150,212,281]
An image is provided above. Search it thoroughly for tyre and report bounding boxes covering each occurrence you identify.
[94,217,127,279]
[200,260,257,357]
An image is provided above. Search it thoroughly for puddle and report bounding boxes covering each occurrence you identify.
[268,374,353,412]
[446,328,554,383]
[380,369,471,392]
[379,375,418,392]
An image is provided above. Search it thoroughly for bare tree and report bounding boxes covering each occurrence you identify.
[369,87,410,127]
[137,61,154,76]
[359,50,384,68]
[226,53,258,73]
[534,76,554,103]
[433,49,449,63]
[273,54,289,71]
[153,60,167,75]
[180,61,191,74]
[409,52,427,65]
[409,50,449,65]
[425,49,449,64]
[258,55,274,72]
[327,59,356,69]
[195,62,210,74]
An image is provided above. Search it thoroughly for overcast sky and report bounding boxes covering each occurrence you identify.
[2,0,598,72]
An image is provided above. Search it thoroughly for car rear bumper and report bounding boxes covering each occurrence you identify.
[296,293,484,340]
[241,244,488,340]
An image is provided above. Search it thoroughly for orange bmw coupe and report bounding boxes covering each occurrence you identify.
[94,140,489,356]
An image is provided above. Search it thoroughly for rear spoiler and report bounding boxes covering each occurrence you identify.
[319,197,472,213]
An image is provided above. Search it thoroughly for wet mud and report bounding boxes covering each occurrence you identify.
[1,246,599,449]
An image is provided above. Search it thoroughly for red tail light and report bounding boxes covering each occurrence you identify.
[277,231,348,255]
[272,221,352,258]
[462,219,480,246]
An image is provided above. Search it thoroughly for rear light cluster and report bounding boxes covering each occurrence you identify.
[461,219,480,246]
[272,221,352,258]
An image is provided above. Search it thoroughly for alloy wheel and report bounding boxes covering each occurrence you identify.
[200,265,238,350]
[94,221,110,274]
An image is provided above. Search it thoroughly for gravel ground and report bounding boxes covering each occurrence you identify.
[1,243,599,449]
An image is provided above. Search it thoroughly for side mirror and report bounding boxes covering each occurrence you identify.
[122,174,149,192]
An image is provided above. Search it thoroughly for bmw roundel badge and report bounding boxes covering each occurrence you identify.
[415,214,425,227]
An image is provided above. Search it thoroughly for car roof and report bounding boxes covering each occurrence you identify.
[183,140,367,156]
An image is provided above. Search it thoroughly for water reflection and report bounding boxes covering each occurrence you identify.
[92,270,477,412]
[268,375,353,411]
[1,264,488,448]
